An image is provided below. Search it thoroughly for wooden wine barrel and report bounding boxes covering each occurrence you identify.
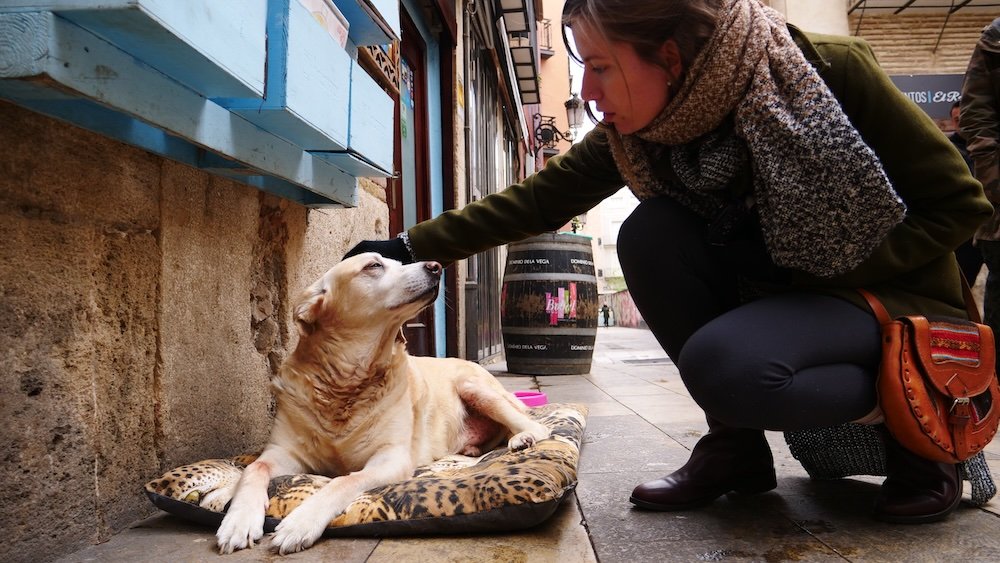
[501,233,598,375]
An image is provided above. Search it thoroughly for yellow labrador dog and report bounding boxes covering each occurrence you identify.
[216,252,550,555]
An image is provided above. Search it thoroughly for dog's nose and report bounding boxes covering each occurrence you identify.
[425,261,442,276]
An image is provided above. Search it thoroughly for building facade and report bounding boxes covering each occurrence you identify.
[0,0,535,558]
[1,1,997,559]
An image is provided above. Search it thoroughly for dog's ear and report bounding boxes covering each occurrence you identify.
[395,329,407,344]
[294,286,327,337]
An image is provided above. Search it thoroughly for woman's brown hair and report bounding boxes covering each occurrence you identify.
[561,0,722,84]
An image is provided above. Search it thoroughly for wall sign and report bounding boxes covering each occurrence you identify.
[889,73,964,121]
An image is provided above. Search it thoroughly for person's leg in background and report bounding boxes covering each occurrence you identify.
[955,239,984,286]
[979,240,1000,358]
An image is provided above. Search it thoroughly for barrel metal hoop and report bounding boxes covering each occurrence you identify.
[507,357,592,365]
[502,327,597,336]
[502,273,597,283]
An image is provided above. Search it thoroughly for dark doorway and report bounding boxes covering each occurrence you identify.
[392,9,434,356]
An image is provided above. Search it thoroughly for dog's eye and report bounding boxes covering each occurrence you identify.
[364,261,383,271]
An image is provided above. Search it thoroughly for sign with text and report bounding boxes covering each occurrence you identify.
[889,74,964,120]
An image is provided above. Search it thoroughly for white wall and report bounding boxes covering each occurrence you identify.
[770,0,850,36]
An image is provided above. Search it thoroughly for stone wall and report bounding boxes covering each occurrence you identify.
[0,100,388,562]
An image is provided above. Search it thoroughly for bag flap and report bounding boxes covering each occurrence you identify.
[907,316,997,397]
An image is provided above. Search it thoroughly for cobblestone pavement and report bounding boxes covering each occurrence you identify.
[58,327,1000,562]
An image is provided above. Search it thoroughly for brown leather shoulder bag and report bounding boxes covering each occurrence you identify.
[858,285,1000,463]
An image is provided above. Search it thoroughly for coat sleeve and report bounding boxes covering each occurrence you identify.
[406,126,625,263]
[793,37,992,288]
[960,43,1000,210]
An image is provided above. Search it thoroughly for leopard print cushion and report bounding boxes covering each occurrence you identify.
[144,403,587,536]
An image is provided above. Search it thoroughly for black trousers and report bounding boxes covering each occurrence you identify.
[617,197,881,431]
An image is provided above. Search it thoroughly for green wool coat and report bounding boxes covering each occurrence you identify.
[407,27,992,320]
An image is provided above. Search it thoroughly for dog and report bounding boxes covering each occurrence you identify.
[215,252,551,554]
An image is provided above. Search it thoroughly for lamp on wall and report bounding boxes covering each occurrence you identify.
[565,92,584,130]
[534,92,585,150]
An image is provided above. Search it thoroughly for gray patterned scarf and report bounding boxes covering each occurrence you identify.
[606,0,905,278]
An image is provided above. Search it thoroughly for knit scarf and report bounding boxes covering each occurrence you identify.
[606,0,905,278]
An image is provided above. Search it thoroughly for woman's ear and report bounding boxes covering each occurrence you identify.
[659,39,683,83]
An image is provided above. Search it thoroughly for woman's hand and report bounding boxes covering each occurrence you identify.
[343,238,413,264]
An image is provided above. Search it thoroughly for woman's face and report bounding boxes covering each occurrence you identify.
[574,22,679,135]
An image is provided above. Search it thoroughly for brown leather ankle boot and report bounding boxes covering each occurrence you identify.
[874,430,962,524]
[629,418,776,511]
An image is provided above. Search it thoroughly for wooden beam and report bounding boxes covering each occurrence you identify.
[950,0,974,14]
[894,0,918,15]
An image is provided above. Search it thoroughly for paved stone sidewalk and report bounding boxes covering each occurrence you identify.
[56,327,1000,562]
[563,327,1000,562]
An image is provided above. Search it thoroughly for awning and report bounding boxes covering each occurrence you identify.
[508,34,540,104]
[495,16,532,143]
[499,0,535,33]
[498,0,540,105]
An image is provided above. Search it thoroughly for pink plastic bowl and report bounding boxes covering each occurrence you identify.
[514,390,548,407]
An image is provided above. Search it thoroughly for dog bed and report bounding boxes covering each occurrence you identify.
[144,403,587,536]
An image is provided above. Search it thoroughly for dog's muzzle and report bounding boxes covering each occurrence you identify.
[421,261,442,300]
[424,261,442,279]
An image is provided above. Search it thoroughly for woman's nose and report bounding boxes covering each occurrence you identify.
[580,70,599,103]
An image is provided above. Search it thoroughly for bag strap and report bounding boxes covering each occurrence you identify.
[857,274,981,324]
[856,288,892,325]
[962,273,984,323]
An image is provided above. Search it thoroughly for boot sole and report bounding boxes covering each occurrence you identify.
[629,494,716,511]
[873,480,964,525]
[629,479,777,512]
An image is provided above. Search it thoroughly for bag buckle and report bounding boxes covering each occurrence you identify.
[951,397,970,413]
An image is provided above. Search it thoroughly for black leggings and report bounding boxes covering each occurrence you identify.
[617,197,881,431]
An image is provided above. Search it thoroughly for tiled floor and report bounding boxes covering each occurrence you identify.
[57,327,1000,562]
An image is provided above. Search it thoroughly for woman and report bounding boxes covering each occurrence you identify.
[347,0,991,523]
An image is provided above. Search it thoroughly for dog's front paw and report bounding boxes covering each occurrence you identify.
[508,431,537,451]
[268,500,334,555]
[509,427,550,451]
[508,422,551,451]
[216,505,265,554]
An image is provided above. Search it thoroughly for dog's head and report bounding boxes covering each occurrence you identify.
[294,252,442,338]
